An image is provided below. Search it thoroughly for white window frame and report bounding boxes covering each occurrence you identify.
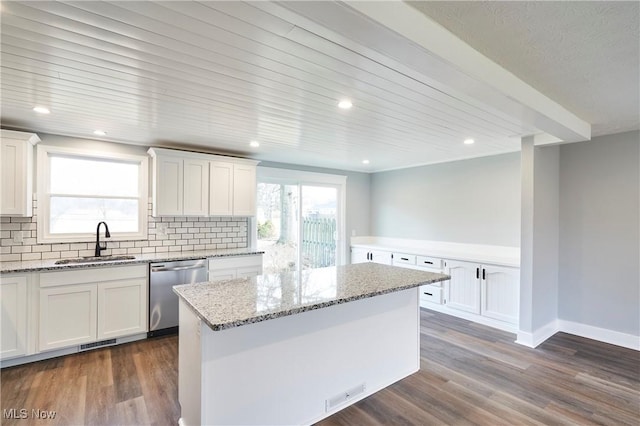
[255,167,347,266]
[36,145,149,243]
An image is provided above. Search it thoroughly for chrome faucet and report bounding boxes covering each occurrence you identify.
[95,221,111,257]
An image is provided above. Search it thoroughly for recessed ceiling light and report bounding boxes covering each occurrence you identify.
[464,138,475,145]
[32,106,50,114]
[338,99,353,109]
[93,130,107,136]
[362,159,370,165]
[250,140,260,148]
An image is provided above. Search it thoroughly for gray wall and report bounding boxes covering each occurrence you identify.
[370,152,521,246]
[559,131,640,335]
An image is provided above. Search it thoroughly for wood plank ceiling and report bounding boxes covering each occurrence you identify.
[1,1,545,172]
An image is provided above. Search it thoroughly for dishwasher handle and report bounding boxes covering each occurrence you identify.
[151,263,206,272]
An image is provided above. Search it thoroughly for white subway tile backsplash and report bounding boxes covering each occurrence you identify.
[11,246,32,254]
[21,253,42,261]
[0,195,249,262]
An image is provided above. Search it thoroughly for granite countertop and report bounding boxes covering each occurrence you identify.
[173,262,450,331]
[0,248,264,273]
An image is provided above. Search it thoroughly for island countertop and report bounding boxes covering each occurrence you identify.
[173,262,449,331]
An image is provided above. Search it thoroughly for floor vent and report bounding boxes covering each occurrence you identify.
[325,383,366,412]
[80,339,117,351]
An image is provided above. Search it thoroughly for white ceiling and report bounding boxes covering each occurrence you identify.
[0,1,636,172]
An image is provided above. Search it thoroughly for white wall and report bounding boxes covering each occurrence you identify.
[370,153,521,247]
[532,145,560,331]
[558,131,639,336]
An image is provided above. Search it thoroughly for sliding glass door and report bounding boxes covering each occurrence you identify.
[256,169,344,275]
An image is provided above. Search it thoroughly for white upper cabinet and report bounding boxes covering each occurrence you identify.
[149,147,258,217]
[0,129,40,216]
[149,148,209,216]
[209,161,234,216]
[231,164,257,216]
[183,158,209,216]
[209,161,258,216]
[154,153,184,216]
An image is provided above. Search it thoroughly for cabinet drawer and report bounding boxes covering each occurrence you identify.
[416,256,442,269]
[419,284,442,304]
[393,253,416,266]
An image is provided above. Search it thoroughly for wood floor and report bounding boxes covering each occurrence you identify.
[2,310,638,425]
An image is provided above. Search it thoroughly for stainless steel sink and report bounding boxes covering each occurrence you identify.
[54,255,136,265]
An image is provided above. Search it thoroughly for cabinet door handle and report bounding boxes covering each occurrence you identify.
[424,292,433,296]
[476,267,479,279]
[482,269,486,280]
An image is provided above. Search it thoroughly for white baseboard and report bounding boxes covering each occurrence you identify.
[516,320,639,351]
[516,320,559,348]
[422,303,518,333]
[557,320,640,351]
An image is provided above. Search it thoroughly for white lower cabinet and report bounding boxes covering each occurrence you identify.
[208,254,263,282]
[39,284,98,351]
[350,247,392,265]
[98,278,147,340]
[444,260,519,326]
[481,265,520,325]
[445,260,481,314]
[39,265,147,352]
[1,275,29,360]
[350,245,520,330]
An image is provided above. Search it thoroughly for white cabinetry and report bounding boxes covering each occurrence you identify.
[209,161,257,216]
[231,164,257,216]
[208,255,263,282]
[149,147,259,217]
[445,260,481,314]
[39,265,147,352]
[444,260,519,326]
[350,247,392,265]
[149,148,209,216]
[0,129,40,216]
[183,158,210,216]
[481,265,520,325]
[97,278,148,340]
[39,283,98,350]
[0,275,29,359]
[392,253,445,306]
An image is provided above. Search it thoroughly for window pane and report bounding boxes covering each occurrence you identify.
[50,156,139,197]
[301,186,337,269]
[256,183,299,274]
[50,197,139,234]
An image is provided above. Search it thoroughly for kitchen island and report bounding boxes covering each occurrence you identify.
[173,262,449,426]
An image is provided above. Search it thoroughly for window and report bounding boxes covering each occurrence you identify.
[255,167,346,275]
[37,145,148,243]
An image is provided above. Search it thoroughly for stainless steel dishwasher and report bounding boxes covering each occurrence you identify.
[149,259,208,337]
